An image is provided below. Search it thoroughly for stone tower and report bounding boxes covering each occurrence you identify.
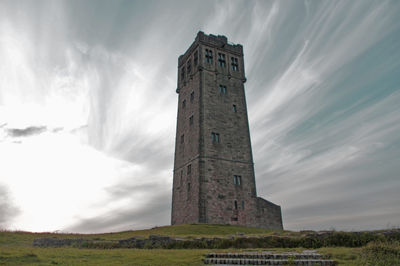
[171,32,283,229]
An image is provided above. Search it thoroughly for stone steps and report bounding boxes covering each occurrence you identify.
[203,252,337,265]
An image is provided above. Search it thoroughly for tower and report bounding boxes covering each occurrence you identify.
[171,32,283,229]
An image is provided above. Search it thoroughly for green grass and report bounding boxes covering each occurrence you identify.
[1,225,399,265]
[0,224,282,246]
[94,224,283,240]
[0,246,208,266]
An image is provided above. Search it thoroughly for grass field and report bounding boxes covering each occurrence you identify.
[1,224,399,265]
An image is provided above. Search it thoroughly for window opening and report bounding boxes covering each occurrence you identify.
[181,66,185,80]
[211,132,220,143]
[231,57,239,71]
[218,85,227,94]
[218,53,226,67]
[194,51,198,66]
[205,49,213,63]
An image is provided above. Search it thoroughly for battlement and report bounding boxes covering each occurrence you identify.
[178,31,243,66]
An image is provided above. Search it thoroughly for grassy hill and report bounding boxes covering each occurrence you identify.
[1,224,399,265]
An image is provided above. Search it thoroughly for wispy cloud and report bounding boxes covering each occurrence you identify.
[0,184,20,228]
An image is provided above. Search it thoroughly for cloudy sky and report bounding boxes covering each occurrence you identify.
[0,0,399,233]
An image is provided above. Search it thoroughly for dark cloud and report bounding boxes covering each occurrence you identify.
[66,188,171,233]
[6,126,47,137]
[52,127,64,133]
[0,185,20,228]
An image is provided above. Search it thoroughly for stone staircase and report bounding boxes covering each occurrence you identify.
[203,251,337,265]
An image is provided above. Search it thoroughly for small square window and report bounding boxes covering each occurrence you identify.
[190,91,194,102]
[211,132,220,143]
[187,164,191,175]
[232,104,237,112]
[233,175,241,185]
[189,115,194,126]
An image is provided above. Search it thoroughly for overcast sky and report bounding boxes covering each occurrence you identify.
[0,0,399,233]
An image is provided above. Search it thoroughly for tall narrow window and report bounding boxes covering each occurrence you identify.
[241,200,245,210]
[182,99,186,109]
[187,59,191,74]
[181,66,185,80]
[232,104,237,112]
[231,57,239,71]
[189,115,194,126]
[187,164,191,175]
[180,170,183,187]
[233,175,241,185]
[234,200,238,210]
[181,134,184,144]
[194,50,198,66]
[187,182,191,192]
[218,53,226,67]
[190,91,194,102]
[205,49,213,63]
[219,85,227,94]
[211,132,220,143]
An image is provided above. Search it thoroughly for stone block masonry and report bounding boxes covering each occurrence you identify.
[171,31,283,229]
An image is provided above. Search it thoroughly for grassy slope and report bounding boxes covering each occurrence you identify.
[0,224,366,265]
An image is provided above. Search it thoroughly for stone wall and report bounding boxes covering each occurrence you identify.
[256,197,284,230]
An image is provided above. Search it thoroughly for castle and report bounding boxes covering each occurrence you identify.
[171,32,283,229]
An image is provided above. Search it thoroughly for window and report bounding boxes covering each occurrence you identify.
[205,49,213,63]
[189,115,194,126]
[181,134,184,144]
[231,57,239,71]
[182,99,186,109]
[233,175,241,185]
[232,104,237,113]
[187,164,191,175]
[218,53,226,67]
[187,60,191,74]
[211,132,220,143]
[181,67,185,80]
[194,51,198,66]
[190,91,194,102]
[218,85,227,94]
[234,200,238,210]
[241,200,245,210]
[187,182,191,192]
